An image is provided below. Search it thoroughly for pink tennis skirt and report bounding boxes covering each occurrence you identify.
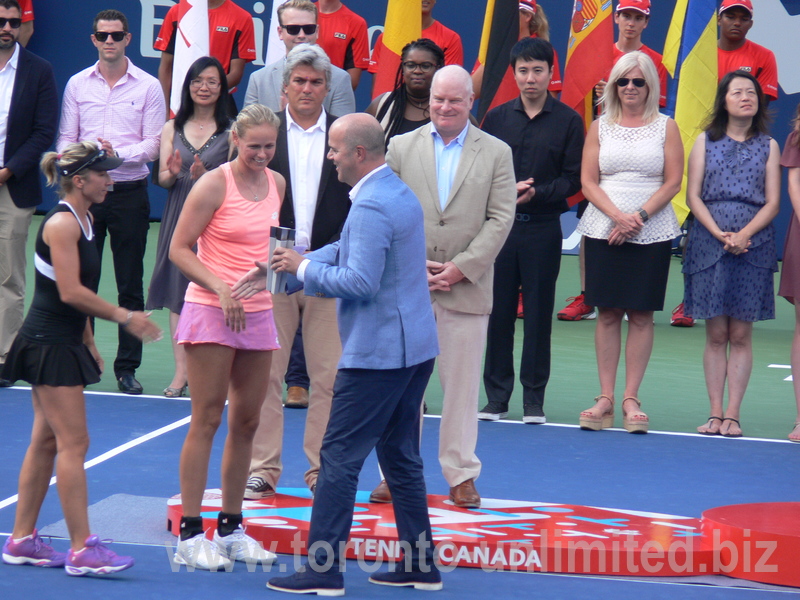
[175,302,280,351]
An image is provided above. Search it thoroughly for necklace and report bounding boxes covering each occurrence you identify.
[189,118,215,131]
[236,161,265,201]
[407,95,430,111]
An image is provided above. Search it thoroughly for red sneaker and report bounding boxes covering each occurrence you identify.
[557,294,596,321]
[670,303,695,327]
[517,292,524,319]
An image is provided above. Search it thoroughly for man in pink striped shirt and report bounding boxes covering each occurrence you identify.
[57,9,165,395]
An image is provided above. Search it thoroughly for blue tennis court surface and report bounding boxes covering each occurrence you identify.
[1,386,798,598]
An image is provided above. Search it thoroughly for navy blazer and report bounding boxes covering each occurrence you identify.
[4,45,58,209]
[304,166,439,370]
[269,110,351,251]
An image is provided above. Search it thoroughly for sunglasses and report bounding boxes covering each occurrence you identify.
[616,78,647,88]
[282,24,317,35]
[94,30,127,42]
[0,17,22,28]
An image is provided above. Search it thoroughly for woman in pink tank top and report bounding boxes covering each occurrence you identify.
[169,104,286,569]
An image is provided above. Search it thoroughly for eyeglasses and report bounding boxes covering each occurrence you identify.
[616,77,647,88]
[402,61,436,73]
[282,24,317,35]
[0,17,22,29]
[190,78,221,90]
[94,31,127,42]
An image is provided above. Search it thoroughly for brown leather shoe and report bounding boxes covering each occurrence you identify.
[369,480,392,503]
[285,386,309,408]
[449,478,480,508]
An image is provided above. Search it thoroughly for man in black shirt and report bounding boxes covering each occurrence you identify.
[479,37,584,424]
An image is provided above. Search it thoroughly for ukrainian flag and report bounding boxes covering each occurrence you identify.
[663,0,718,225]
[372,0,422,97]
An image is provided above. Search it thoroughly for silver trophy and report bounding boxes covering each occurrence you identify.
[267,226,296,294]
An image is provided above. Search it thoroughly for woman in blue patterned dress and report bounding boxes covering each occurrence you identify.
[683,71,780,438]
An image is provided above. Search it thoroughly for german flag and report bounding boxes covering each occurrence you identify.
[561,0,614,131]
[371,0,422,97]
[475,0,519,123]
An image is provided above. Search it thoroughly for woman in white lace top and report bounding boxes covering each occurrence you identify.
[576,51,683,434]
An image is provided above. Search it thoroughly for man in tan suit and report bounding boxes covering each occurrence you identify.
[385,65,516,507]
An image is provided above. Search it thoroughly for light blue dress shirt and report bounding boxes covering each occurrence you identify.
[431,122,469,210]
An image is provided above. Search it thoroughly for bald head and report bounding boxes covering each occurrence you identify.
[327,113,386,186]
[430,65,474,144]
[431,65,473,97]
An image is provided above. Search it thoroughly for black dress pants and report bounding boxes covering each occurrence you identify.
[89,179,149,377]
[483,215,562,409]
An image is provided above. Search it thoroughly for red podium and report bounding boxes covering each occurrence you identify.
[166,490,798,586]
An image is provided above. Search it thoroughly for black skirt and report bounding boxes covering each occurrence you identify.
[584,237,672,311]
[1,335,102,387]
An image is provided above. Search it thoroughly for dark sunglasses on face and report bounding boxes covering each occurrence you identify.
[0,17,22,28]
[282,24,317,35]
[616,77,647,88]
[94,30,126,42]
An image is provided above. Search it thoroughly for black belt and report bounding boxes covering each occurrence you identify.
[515,213,560,223]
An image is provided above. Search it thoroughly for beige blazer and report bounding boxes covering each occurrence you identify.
[387,123,516,315]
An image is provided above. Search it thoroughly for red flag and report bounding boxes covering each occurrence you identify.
[561,0,613,131]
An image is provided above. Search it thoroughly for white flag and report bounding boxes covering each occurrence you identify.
[171,0,210,116]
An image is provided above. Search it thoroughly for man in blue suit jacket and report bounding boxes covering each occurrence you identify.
[0,0,58,381]
[236,113,440,595]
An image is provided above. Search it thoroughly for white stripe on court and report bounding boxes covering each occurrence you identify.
[0,415,191,511]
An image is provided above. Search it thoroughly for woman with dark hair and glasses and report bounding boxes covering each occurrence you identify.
[366,38,445,144]
[146,57,231,398]
[1,143,161,575]
[576,51,683,434]
[684,70,780,438]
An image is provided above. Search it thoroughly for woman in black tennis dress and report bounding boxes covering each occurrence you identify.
[1,143,161,576]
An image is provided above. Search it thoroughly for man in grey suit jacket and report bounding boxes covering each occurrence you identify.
[386,65,516,508]
[236,114,441,595]
[244,0,354,115]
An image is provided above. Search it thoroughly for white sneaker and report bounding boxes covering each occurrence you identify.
[174,533,233,571]
[213,527,277,564]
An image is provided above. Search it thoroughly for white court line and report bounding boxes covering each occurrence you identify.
[0,414,191,511]
[456,416,797,444]
[3,385,191,401]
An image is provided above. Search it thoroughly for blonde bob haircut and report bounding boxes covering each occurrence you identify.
[231,103,280,142]
[599,51,660,125]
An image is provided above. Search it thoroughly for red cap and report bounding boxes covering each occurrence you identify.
[616,0,651,15]
[519,0,536,14]
[719,0,753,16]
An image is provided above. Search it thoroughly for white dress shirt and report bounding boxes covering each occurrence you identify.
[0,43,20,167]
[286,107,327,249]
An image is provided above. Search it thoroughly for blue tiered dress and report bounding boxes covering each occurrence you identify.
[683,133,777,322]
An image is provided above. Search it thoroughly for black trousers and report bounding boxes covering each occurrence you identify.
[483,216,562,409]
[89,180,149,377]
[307,359,437,573]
